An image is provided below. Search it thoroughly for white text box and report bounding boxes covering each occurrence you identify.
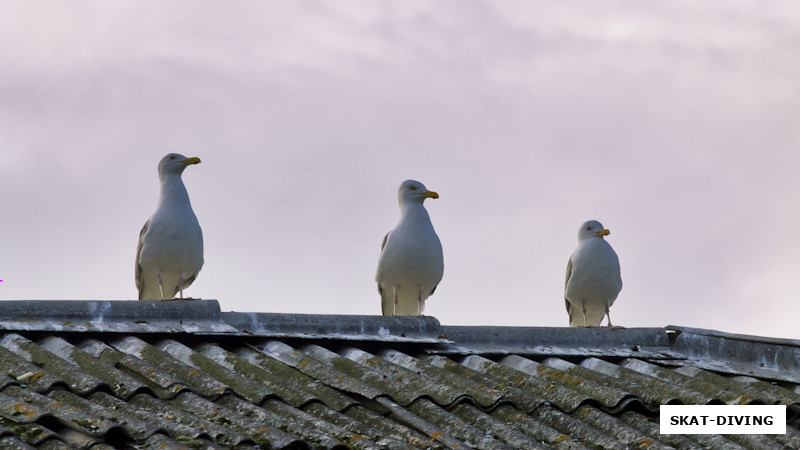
[660,405,785,434]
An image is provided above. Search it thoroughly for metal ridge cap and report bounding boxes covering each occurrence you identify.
[667,325,800,347]
[438,325,672,347]
[433,325,676,357]
[0,299,238,333]
[221,312,448,343]
[667,324,800,382]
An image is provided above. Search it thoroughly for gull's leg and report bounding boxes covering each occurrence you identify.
[417,287,423,316]
[392,286,398,316]
[606,306,614,328]
[179,274,185,299]
[157,270,165,300]
[582,301,588,327]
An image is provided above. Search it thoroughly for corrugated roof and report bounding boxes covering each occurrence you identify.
[0,300,797,449]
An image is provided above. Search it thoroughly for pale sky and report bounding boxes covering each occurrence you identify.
[1,1,799,339]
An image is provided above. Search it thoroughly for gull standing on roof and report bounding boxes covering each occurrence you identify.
[136,153,204,300]
[376,180,444,316]
[565,220,622,327]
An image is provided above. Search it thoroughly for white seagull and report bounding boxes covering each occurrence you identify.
[565,220,622,327]
[136,153,204,300]
[375,180,444,316]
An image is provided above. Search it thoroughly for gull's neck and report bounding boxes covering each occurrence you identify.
[158,173,192,209]
[399,201,431,225]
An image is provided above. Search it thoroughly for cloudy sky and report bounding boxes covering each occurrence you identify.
[1,1,799,339]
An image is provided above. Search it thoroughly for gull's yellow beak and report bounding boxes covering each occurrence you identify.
[182,157,201,165]
[422,190,439,199]
[596,228,610,237]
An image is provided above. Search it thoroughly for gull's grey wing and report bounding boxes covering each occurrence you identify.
[377,231,390,296]
[135,219,149,300]
[564,256,574,319]
[380,231,389,252]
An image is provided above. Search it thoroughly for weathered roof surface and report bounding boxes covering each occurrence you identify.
[0,300,797,449]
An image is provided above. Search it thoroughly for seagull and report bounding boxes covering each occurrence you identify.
[375,180,444,316]
[565,220,622,327]
[136,153,204,300]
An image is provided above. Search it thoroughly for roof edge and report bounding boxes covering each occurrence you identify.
[222,311,446,343]
[668,325,800,383]
[0,299,237,334]
[434,325,680,359]
[0,300,447,343]
[0,301,797,382]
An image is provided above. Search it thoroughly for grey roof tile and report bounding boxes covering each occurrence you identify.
[449,403,549,449]
[529,404,626,449]
[199,394,333,448]
[0,346,62,394]
[488,404,577,449]
[45,390,153,441]
[620,358,748,403]
[406,398,502,449]
[130,392,254,447]
[38,440,70,450]
[618,410,705,450]
[299,402,389,449]
[138,432,205,450]
[85,391,198,441]
[302,344,433,406]
[408,353,544,413]
[342,404,443,449]
[338,346,470,407]
[1,335,103,396]
[537,356,646,412]
[231,345,358,411]
[108,336,231,399]
[2,386,124,440]
[579,357,721,406]
[0,390,50,425]
[675,365,800,415]
[156,339,276,405]
[0,435,36,450]
[254,341,386,401]
[258,398,368,449]
[772,426,800,449]
[36,337,147,400]
[571,405,673,449]
[468,355,593,412]
[0,420,58,447]
[723,432,790,450]
[373,396,467,449]
[79,339,187,399]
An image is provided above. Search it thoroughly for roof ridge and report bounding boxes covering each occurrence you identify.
[0,300,798,382]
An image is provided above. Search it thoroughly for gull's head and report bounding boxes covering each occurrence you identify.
[577,219,610,242]
[398,179,439,206]
[158,153,201,179]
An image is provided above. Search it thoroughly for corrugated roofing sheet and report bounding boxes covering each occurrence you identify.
[0,300,796,449]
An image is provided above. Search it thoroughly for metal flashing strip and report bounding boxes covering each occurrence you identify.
[434,325,683,359]
[222,311,449,343]
[668,325,800,383]
[0,300,239,334]
[0,300,450,343]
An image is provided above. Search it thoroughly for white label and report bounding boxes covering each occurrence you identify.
[660,405,786,434]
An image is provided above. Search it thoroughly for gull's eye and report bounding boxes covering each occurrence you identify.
[409,185,418,191]
[169,155,176,160]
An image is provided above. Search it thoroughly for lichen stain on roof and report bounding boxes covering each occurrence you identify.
[0,300,796,448]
